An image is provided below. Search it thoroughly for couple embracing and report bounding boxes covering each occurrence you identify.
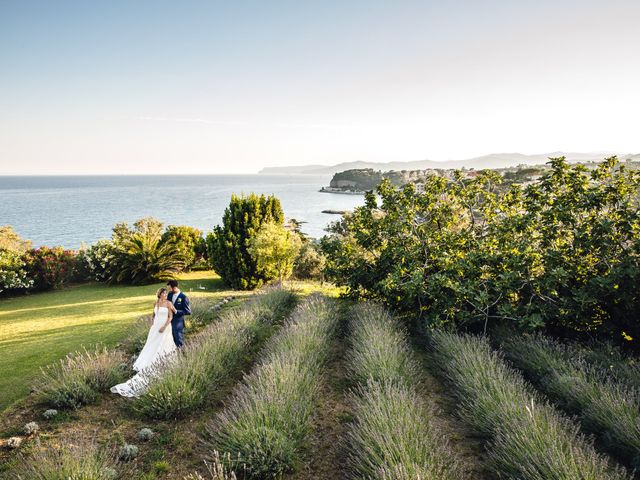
[111,280,191,397]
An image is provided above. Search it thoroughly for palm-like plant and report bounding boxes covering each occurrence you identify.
[111,222,185,284]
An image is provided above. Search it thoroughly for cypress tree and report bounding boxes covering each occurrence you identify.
[206,193,284,289]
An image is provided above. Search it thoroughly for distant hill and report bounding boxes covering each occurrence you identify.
[258,152,637,175]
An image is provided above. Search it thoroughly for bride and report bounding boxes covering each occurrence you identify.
[111,287,178,397]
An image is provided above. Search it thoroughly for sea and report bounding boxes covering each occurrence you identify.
[0,175,364,249]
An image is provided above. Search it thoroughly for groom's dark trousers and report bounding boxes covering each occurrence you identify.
[168,291,191,347]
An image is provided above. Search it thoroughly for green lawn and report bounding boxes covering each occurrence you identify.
[0,271,239,411]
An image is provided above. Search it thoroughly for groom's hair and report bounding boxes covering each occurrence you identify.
[167,280,179,288]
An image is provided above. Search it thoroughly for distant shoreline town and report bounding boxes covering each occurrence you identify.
[317,155,640,194]
[258,151,640,176]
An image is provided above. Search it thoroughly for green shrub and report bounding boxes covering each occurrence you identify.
[110,218,186,284]
[247,222,302,283]
[501,334,640,467]
[78,239,118,282]
[346,303,462,479]
[348,380,460,480]
[206,193,284,290]
[322,157,640,342]
[0,248,33,293]
[161,225,205,270]
[34,347,129,409]
[22,246,79,291]
[430,332,628,479]
[206,295,337,478]
[12,435,124,479]
[133,288,296,419]
[153,460,170,473]
[0,226,33,294]
[292,241,325,280]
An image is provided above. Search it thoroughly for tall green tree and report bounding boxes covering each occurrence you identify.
[207,193,285,289]
[248,222,302,283]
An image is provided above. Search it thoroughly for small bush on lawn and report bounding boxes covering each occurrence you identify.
[133,288,296,419]
[153,460,170,473]
[34,347,128,409]
[206,295,337,478]
[430,331,629,480]
[502,334,640,468]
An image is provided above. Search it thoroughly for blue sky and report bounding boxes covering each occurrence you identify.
[1,0,639,174]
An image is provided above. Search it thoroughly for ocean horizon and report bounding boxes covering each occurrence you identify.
[0,174,364,249]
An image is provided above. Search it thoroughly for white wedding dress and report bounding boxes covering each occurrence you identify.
[111,306,177,397]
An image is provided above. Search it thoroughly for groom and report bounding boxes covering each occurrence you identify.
[167,280,191,348]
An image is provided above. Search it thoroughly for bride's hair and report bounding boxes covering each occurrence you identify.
[156,287,168,299]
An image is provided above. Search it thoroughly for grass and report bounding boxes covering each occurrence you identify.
[0,271,247,411]
[133,287,296,419]
[346,303,463,479]
[501,334,640,468]
[430,331,629,480]
[205,294,337,478]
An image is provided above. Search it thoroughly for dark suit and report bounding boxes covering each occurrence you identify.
[168,291,191,347]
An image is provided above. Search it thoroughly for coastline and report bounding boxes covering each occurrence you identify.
[319,187,365,195]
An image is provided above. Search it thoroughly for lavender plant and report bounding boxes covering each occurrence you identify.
[430,331,629,480]
[206,295,337,478]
